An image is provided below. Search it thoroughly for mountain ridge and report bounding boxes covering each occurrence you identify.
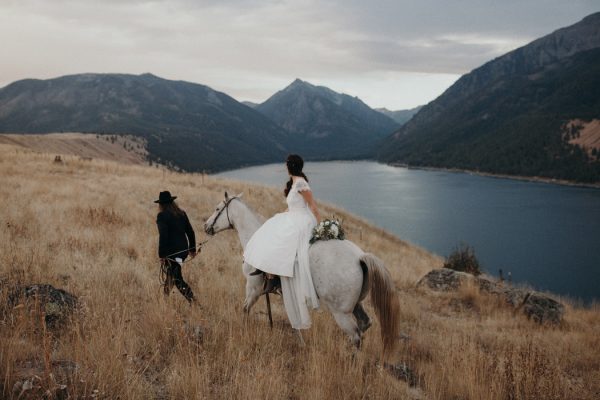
[0,72,290,172]
[0,73,401,170]
[378,12,600,183]
[256,79,399,159]
[376,106,423,126]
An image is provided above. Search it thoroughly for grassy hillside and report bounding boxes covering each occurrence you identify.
[1,144,599,399]
[0,133,148,165]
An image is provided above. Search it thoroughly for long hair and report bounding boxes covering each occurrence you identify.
[284,154,309,197]
[159,201,185,216]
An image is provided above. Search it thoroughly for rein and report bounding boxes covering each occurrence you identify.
[163,239,211,263]
[162,196,238,265]
[159,238,211,290]
[191,194,274,328]
[158,197,237,292]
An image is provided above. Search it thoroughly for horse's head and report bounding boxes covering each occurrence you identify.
[204,191,243,235]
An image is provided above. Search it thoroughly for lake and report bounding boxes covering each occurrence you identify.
[216,161,600,303]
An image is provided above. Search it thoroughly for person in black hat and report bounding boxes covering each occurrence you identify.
[155,191,197,303]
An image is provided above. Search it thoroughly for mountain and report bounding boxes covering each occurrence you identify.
[256,79,399,159]
[378,12,600,183]
[376,106,423,126]
[241,101,259,108]
[0,73,290,172]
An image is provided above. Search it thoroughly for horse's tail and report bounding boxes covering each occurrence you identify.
[360,253,400,354]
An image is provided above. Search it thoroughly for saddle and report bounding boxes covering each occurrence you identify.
[250,269,281,295]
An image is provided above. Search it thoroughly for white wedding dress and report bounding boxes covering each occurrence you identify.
[243,177,319,329]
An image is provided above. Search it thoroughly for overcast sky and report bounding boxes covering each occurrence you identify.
[1,1,598,109]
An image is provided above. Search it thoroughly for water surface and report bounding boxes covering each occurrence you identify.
[217,161,600,303]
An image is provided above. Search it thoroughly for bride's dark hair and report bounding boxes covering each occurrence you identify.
[284,154,309,197]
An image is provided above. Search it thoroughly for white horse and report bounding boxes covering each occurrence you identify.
[204,192,400,351]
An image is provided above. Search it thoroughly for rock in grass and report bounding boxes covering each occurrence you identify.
[520,292,564,325]
[384,362,418,386]
[504,287,529,307]
[12,359,78,399]
[418,268,565,325]
[417,268,471,291]
[8,284,78,327]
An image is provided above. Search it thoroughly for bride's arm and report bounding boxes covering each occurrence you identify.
[300,190,321,223]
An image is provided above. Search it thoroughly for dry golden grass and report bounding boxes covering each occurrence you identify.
[566,119,600,155]
[1,143,599,399]
[0,133,148,165]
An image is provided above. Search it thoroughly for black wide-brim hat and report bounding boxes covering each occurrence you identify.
[154,191,177,204]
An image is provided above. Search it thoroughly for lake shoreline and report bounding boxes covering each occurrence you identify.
[217,159,600,189]
[388,162,600,189]
[217,160,600,303]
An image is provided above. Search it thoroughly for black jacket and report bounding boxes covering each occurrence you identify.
[156,210,196,260]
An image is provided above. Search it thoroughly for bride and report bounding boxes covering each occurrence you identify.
[243,154,321,329]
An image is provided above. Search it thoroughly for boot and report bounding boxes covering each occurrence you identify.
[263,275,281,295]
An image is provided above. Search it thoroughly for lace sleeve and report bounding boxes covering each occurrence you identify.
[296,179,311,192]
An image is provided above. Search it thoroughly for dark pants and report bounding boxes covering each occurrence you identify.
[164,259,195,303]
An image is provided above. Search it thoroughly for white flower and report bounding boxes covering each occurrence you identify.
[311,218,344,243]
[331,225,339,237]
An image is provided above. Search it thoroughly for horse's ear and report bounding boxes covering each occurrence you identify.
[236,192,243,198]
[224,191,229,200]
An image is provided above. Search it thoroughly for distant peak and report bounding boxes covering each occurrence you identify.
[289,78,312,88]
[282,78,314,93]
[582,11,600,23]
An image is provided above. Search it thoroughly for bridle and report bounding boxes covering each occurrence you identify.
[206,196,237,235]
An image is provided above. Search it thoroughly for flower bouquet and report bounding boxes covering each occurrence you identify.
[310,218,345,244]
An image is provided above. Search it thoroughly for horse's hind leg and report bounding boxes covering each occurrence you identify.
[332,311,362,348]
[352,302,372,333]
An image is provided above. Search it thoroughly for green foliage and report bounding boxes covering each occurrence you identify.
[444,243,482,276]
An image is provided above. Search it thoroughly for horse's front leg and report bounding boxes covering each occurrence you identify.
[242,262,263,313]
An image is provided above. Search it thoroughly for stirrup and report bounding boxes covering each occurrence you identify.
[263,275,281,295]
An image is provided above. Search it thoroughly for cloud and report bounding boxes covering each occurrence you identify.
[0,0,598,109]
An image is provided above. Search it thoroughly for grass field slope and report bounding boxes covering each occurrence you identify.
[0,133,148,165]
[1,143,599,399]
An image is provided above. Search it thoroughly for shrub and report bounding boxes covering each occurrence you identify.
[444,243,482,276]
